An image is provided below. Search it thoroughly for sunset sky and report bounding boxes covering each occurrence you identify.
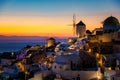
[0,0,120,37]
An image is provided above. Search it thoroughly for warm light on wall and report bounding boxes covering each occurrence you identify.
[95,53,103,67]
[87,48,92,53]
[16,62,25,72]
[47,38,56,47]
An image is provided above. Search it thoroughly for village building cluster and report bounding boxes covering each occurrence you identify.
[0,16,120,80]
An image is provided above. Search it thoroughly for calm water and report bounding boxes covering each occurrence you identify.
[0,39,67,53]
[0,40,46,53]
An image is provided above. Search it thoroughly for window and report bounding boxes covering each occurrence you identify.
[59,66,62,69]
[54,66,56,69]
[112,77,114,80]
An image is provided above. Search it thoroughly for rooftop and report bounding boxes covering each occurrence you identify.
[76,21,86,26]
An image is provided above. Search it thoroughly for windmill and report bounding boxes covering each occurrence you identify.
[68,14,77,36]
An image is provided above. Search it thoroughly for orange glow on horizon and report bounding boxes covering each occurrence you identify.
[0,25,73,37]
[0,15,120,37]
[0,15,74,37]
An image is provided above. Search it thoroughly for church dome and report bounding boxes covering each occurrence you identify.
[103,16,120,27]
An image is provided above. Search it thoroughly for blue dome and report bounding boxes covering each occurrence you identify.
[103,16,120,27]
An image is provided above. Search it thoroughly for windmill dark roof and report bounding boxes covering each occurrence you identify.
[47,37,55,41]
[76,21,85,26]
[103,16,120,26]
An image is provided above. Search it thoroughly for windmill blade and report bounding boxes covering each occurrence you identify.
[66,14,77,36]
[67,24,73,26]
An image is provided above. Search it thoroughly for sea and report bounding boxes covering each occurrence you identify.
[0,38,67,53]
[0,40,45,53]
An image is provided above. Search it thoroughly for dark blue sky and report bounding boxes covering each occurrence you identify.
[0,0,120,16]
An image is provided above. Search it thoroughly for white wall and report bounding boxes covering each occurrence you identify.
[29,71,51,80]
[98,33,114,42]
[52,63,70,72]
[53,70,102,80]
